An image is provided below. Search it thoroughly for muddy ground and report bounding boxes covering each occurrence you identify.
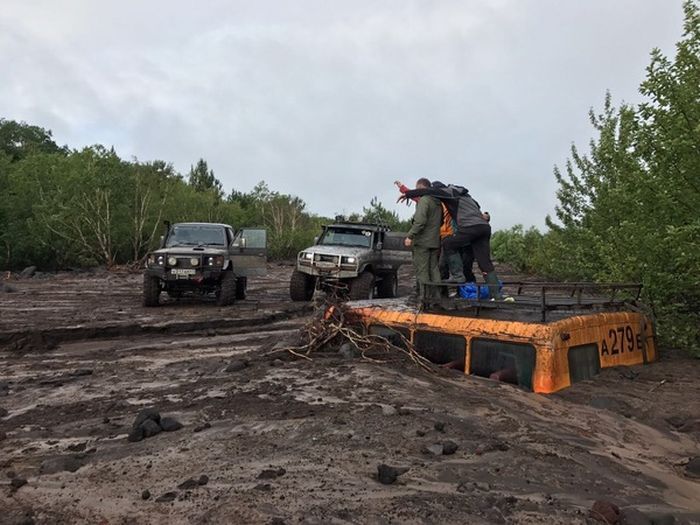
[1,264,699,524]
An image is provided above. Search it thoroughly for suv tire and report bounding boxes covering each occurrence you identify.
[290,270,315,301]
[377,272,398,298]
[348,271,375,301]
[217,271,237,306]
[235,277,247,300]
[143,274,161,307]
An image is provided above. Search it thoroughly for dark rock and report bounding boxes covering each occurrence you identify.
[475,441,510,455]
[258,467,286,479]
[141,419,162,438]
[377,464,409,485]
[225,360,248,373]
[685,457,700,478]
[0,407,8,418]
[198,475,209,486]
[20,266,37,279]
[254,483,272,491]
[132,407,161,429]
[102,417,110,424]
[6,471,16,478]
[416,429,426,437]
[0,381,8,395]
[40,455,84,474]
[0,431,7,441]
[590,500,621,524]
[155,491,177,503]
[1,283,18,293]
[442,441,459,455]
[10,477,27,490]
[66,442,87,452]
[128,426,145,442]
[159,417,183,432]
[141,489,151,500]
[194,422,211,433]
[178,478,199,490]
[434,421,446,432]
[70,369,93,377]
[397,407,411,416]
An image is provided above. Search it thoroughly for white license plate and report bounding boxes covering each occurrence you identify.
[171,269,196,277]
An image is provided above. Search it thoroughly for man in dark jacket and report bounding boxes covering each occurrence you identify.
[404,178,443,304]
[400,184,503,300]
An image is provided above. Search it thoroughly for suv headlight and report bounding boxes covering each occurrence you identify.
[190,257,199,267]
[168,256,178,266]
[341,256,357,265]
[301,252,313,260]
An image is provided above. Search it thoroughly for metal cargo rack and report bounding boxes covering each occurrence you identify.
[423,281,645,322]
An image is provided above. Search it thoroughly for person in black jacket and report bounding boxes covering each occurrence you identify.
[399,185,503,300]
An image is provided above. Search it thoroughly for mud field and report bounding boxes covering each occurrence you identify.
[1,264,699,525]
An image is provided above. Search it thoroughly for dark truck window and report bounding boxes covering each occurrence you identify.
[567,344,601,383]
[368,325,410,349]
[166,225,226,247]
[414,331,466,368]
[319,228,372,248]
[470,338,536,390]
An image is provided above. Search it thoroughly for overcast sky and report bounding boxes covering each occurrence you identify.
[0,1,684,230]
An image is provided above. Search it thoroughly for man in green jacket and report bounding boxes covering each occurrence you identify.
[404,178,443,304]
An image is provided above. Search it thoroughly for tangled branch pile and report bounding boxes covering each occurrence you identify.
[279,298,435,373]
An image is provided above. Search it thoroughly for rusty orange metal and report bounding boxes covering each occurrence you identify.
[347,305,657,394]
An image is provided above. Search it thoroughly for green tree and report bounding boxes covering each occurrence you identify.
[188,158,223,199]
[0,119,64,161]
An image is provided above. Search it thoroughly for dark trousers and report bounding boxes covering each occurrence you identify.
[438,246,477,281]
[442,224,495,274]
[412,246,440,301]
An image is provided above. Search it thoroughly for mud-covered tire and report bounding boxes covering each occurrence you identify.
[290,270,315,301]
[376,272,398,298]
[235,277,247,300]
[348,271,375,301]
[143,274,161,307]
[217,271,236,306]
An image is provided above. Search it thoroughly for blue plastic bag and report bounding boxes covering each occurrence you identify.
[458,282,501,300]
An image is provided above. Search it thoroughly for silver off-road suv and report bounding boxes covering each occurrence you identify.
[143,222,267,306]
[290,220,411,301]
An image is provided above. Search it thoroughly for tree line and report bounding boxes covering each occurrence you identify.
[492,1,699,355]
[0,123,410,268]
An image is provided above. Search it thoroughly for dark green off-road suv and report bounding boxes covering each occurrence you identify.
[143,222,267,306]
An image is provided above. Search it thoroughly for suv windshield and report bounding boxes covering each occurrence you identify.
[318,227,372,248]
[166,225,226,247]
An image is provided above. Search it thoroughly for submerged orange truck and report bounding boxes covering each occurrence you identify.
[345,282,657,394]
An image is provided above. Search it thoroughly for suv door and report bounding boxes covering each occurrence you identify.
[230,228,268,276]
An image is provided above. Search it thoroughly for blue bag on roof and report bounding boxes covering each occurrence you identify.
[458,281,501,300]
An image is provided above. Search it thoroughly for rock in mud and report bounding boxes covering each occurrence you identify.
[159,417,183,432]
[141,489,151,500]
[178,478,200,490]
[0,431,7,441]
[0,407,8,418]
[132,408,161,429]
[40,455,84,475]
[1,283,18,293]
[590,500,621,524]
[258,467,286,479]
[0,381,9,395]
[442,441,459,455]
[10,477,28,490]
[377,464,409,485]
[225,360,248,373]
[198,475,209,486]
[685,457,700,478]
[141,419,162,438]
[128,426,145,442]
[434,421,446,432]
[70,369,93,377]
[20,266,37,279]
[155,491,177,503]
[66,442,87,452]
